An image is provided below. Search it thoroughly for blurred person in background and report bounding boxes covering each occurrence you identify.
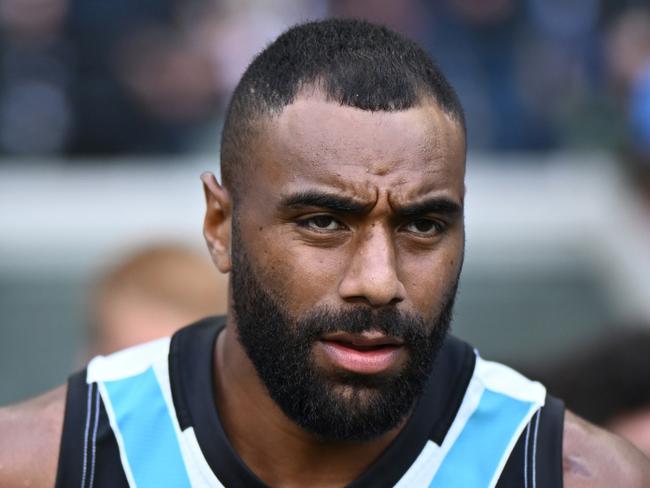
[1,19,649,488]
[185,0,327,150]
[417,0,562,150]
[532,326,650,458]
[86,244,228,357]
[64,0,222,154]
[0,0,326,156]
[190,0,327,98]
[0,0,224,155]
[0,0,74,154]
[605,7,650,207]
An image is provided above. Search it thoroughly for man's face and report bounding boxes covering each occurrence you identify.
[229,93,466,441]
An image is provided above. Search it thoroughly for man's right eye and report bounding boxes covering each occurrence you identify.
[298,215,344,231]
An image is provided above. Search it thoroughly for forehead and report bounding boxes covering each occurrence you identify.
[248,95,466,205]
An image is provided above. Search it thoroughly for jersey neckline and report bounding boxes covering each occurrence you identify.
[168,316,475,487]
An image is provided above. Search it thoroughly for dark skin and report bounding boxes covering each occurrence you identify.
[206,95,466,487]
[1,93,649,487]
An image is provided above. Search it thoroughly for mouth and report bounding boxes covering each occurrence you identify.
[316,331,404,375]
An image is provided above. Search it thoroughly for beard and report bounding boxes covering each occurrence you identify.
[230,224,458,442]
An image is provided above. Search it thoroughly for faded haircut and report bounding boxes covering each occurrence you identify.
[220,18,465,199]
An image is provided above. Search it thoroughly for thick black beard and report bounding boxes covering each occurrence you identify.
[230,225,457,442]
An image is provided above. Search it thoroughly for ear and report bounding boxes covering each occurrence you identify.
[201,172,232,273]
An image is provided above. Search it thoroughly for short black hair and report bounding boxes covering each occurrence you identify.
[220,18,465,198]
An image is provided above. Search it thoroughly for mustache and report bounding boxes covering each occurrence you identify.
[295,306,429,343]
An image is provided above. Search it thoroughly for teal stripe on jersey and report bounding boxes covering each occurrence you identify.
[429,388,534,488]
[104,367,191,488]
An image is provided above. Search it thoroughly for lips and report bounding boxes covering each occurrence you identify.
[317,331,404,375]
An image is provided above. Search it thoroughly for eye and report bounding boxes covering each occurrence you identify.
[403,219,444,236]
[298,215,345,232]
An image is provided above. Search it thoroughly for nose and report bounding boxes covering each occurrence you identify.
[338,224,406,307]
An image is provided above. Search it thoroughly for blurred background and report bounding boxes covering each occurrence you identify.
[2,0,650,453]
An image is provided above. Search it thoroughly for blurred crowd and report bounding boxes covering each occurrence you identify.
[1,0,649,169]
[0,0,323,156]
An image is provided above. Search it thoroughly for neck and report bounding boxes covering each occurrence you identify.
[213,320,406,488]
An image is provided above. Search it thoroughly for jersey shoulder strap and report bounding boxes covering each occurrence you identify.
[57,335,223,488]
[85,337,196,487]
[394,353,555,488]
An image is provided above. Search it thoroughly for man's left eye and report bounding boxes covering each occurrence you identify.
[301,215,343,231]
[404,219,442,236]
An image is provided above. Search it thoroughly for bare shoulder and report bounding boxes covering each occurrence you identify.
[563,410,650,487]
[0,385,67,488]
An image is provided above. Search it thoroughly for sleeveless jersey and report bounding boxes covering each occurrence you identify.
[56,316,564,487]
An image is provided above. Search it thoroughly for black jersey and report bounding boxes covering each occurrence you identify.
[56,316,564,487]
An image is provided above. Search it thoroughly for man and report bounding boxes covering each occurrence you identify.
[1,19,649,488]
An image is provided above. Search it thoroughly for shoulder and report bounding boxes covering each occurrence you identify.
[563,410,650,487]
[0,385,66,488]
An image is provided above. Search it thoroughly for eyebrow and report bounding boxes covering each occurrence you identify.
[395,198,463,219]
[278,190,462,218]
[278,191,371,214]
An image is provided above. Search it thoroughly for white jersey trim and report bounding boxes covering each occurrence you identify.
[96,380,138,488]
[152,359,225,488]
[474,354,546,405]
[393,351,546,488]
[87,337,171,383]
[86,337,226,488]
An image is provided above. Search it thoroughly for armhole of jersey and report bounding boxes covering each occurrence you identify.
[495,394,565,488]
[55,369,88,488]
[55,369,130,488]
[535,395,565,488]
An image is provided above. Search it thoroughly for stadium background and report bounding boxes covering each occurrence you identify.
[1,0,650,405]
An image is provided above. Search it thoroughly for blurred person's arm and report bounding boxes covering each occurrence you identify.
[0,386,65,487]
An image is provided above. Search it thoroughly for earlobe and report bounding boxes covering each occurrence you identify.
[201,172,232,273]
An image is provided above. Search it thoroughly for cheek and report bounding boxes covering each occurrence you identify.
[252,237,346,313]
[399,246,462,317]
